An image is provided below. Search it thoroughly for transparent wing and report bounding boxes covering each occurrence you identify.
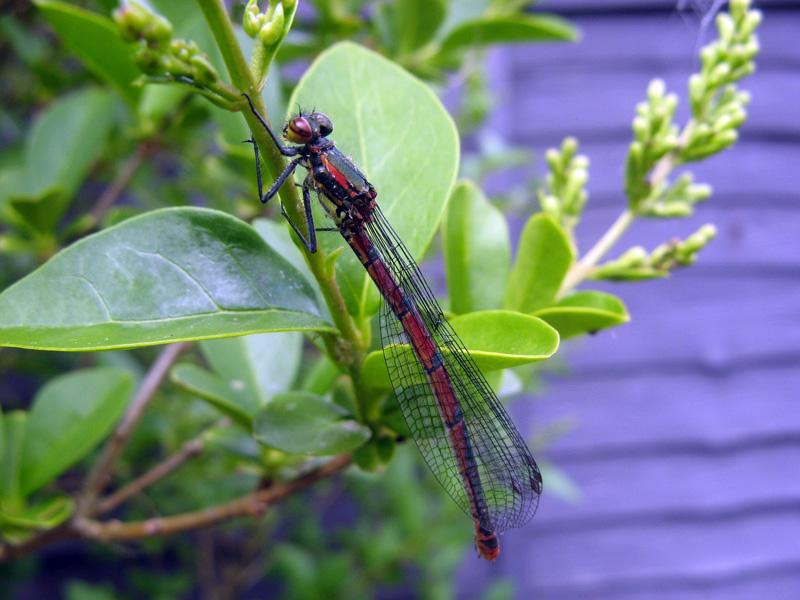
[365,207,541,532]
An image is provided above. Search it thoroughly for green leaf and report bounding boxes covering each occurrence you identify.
[439,13,577,55]
[538,459,582,504]
[288,42,459,318]
[0,411,26,508]
[0,494,74,531]
[301,355,342,396]
[386,0,447,56]
[203,333,303,405]
[504,214,574,313]
[172,332,303,428]
[534,290,629,339]
[171,364,254,429]
[65,581,119,600]
[253,392,371,455]
[0,405,4,467]
[442,180,510,314]
[362,310,559,389]
[0,207,334,351]
[35,0,141,105]
[20,367,134,496]
[8,87,117,233]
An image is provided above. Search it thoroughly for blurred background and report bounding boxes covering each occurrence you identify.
[1,1,797,599]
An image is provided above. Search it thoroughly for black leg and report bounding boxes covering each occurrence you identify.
[245,135,301,204]
[245,136,316,253]
[243,93,298,157]
[279,183,317,253]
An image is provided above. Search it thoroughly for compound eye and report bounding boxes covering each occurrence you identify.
[314,113,333,137]
[286,117,312,143]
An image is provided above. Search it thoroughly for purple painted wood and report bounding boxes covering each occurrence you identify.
[458,2,800,598]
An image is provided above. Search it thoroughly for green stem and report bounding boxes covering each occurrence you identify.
[194,0,370,417]
[558,209,635,298]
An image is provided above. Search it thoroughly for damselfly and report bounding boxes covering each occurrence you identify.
[244,95,541,560]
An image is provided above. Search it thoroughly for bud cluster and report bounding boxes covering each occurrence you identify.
[625,79,680,209]
[244,0,298,87]
[625,0,760,218]
[113,1,218,87]
[539,137,589,232]
[592,224,717,280]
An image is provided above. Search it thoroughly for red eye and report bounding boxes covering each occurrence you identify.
[286,117,312,143]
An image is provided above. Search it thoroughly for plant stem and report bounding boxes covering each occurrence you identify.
[77,342,192,517]
[88,141,154,228]
[558,209,635,297]
[194,0,369,416]
[557,120,696,297]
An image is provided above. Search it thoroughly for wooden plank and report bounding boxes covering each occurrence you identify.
[573,204,800,267]
[533,271,800,367]
[488,14,799,139]
[545,0,799,14]
[504,512,800,591]
[513,9,798,65]
[536,442,800,524]
[525,363,800,451]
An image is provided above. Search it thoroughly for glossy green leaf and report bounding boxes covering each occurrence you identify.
[504,214,574,313]
[442,180,510,314]
[0,208,333,351]
[253,218,329,320]
[439,13,577,54]
[35,0,141,105]
[362,310,559,389]
[534,290,629,339]
[20,367,133,496]
[172,332,303,427]
[0,412,26,508]
[253,392,371,456]
[288,42,459,318]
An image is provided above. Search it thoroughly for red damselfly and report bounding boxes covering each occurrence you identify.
[244,95,541,560]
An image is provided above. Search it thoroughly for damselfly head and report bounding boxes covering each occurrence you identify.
[283,112,334,144]
[284,116,313,144]
[311,112,333,137]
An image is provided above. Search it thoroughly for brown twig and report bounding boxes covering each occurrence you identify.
[77,342,192,517]
[75,454,351,542]
[0,523,77,562]
[87,141,155,228]
[0,454,350,563]
[94,433,208,516]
